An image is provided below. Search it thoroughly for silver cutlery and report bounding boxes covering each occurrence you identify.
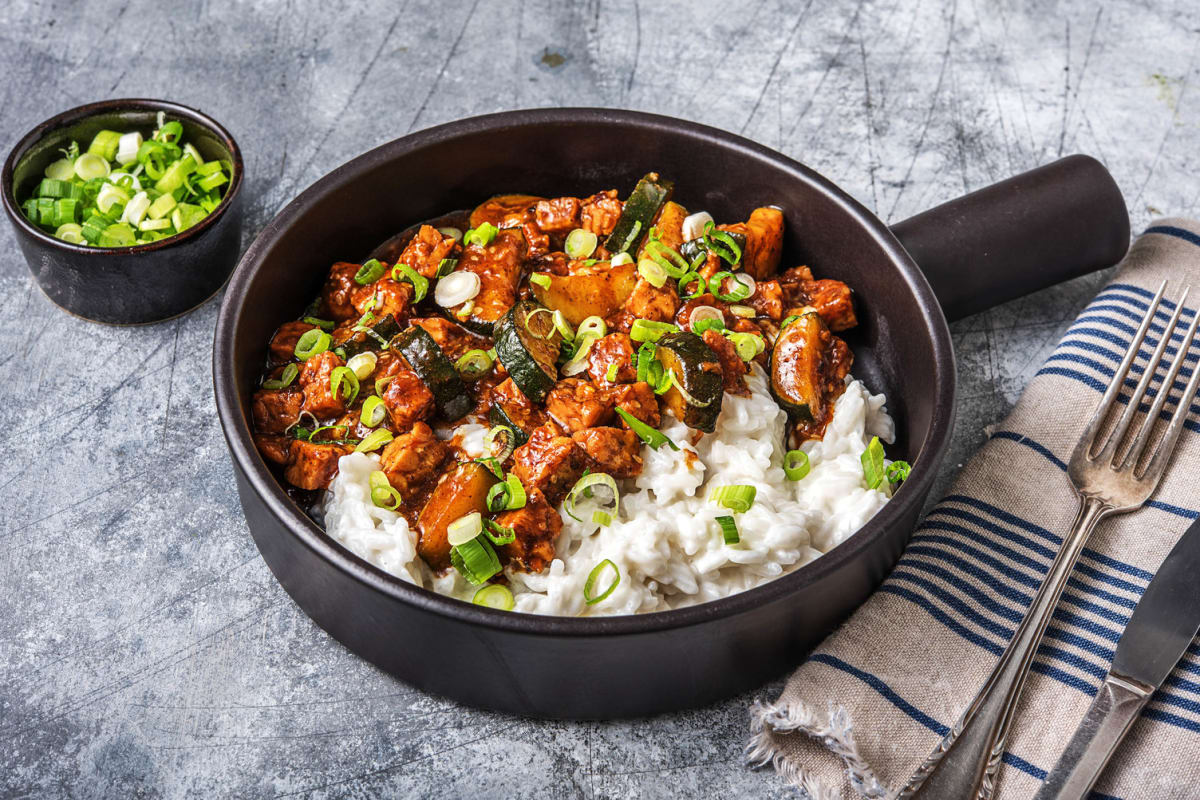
[897,281,1200,799]
[1033,508,1200,799]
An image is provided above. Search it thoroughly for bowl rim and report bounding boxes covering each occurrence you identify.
[1,97,244,255]
[214,107,956,637]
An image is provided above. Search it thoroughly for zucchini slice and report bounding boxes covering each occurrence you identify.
[529,262,638,326]
[417,461,498,571]
[604,173,674,256]
[393,325,472,421]
[769,311,825,422]
[679,230,748,265]
[656,331,724,433]
[488,403,532,447]
[493,300,563,403]
[339,314,403,359]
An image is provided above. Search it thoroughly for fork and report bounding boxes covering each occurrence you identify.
[896,281,1200,800]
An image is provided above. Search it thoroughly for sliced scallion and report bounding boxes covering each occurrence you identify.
[615,407,678,451]
[294,328,332,360]
[629,318,677,343]
[455,349,493,381]
[605,363,619,382]
[354,259,386,285]
[577,316,606,339]
[262,363,299,390]
[565,472,619,524]
[565,228,599,259]
[472,584,514,610]
[450,536,502,584]
[716,515,740,544]
[783,449,810,481]
[330,366,360,405]
[438,226,463,242]
[861,436,886,490]
[361,395,387,427]
[391,262,429,302]
[447,512,484,547]
[482,518,516,546]
[463,222,498,248]
[637,258,668,288]
[435,270,481,308]
[584,559,621,605]
[708,484,757,513]
[369,471,402,510]
[886,460,912,485]
[355,429,394,453]
[529,273,552,289]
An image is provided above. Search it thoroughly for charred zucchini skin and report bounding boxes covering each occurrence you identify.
[339,314,403,359]
[393,325,472,421]
[487,404,532,446]
[656,331,723,433]
[769,313,823,422]
[678,231,748,265]
[493,300,562,403]
[604,173,674,255]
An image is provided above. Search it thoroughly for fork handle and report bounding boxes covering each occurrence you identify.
[895,495,1111,800]
[1032,672,1153,800]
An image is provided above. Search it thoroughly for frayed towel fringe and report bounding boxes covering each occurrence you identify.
[747,699,887,799]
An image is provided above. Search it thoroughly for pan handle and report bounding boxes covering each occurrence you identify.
[890,155,1130,321]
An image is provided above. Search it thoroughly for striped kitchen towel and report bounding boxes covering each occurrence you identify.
[748,219,1200,800]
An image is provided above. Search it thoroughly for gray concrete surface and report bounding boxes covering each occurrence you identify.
[2,0,1198,796]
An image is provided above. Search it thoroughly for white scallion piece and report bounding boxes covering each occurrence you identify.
[121,191,151,226]
[435,270,481,308]
[681,211,714,242]
[116,132,143,165]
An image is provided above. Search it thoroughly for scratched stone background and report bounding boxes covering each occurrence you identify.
[1,0,1198,797]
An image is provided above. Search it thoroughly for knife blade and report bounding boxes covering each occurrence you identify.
[1034,515,1200,800]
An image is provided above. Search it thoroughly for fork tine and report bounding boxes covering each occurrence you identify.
[1086,280,1167,460]
[1123,293,1200,470]
[1140,302,1200,482]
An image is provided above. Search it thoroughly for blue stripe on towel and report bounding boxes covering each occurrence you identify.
[1146,225,1200,248]
[806,653,1125,799]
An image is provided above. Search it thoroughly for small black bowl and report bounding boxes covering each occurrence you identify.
[1,98,244,325]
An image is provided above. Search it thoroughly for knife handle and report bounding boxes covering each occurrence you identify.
[1032,673,1154,800]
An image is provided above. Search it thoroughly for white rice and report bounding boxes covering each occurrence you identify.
[321,365,896,616]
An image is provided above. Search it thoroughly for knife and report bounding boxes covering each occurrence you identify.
[1033,515,1200,800]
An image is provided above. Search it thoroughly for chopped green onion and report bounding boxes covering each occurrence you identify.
[361,395,387,427]
[728,332,764,361]
[593,510,613,526]
[139,218,171,232]
[438,226,463,242]
[154,154,196,194]
[630,318,677,343]
[561,334,597,377]
[635,341,656,383]
[644,240,689,278]
[615,407,679,451]
[355,429,394,453]
[436,258,458,277]
[861,436,886,490]
[44,158,75,181]
[450,536,502,584]
[447,512,484,546]
[354,258,386,285]
[605,363,619,382]
[886,460,912,485]
[716,515,740,544]
[330,366,360,405]
[475,455,505,479]
[482,518,516,546]
[347,352,378,382]
[80,141,117,175]
[610,252,634,267]
[54,222,84,244]
[98,222,136,247]
[262,363,300,390]
[294,328,332,360]
[36,178,77,199]
[455,349,494,380]
[688,305,724,332]
[678,271,705,299]
[708,484,757,513]
[584,559,621,605]
[709,271,751,302]
[95,183,130,214]
[369,470,403,510]
[565,472,619,524]
[391,262,428,302]
[463,222,498,247]
[374,375,393,396]
[483,425,517,462]
[80,215,108,244]
[302,316,336,332]
[703,222,743,266]
[565,228,599,259]
[783,449,810,480]
[577,316,606,339]
[147,192,176,220]
[529,273,552,289]
[637,258,668,288]
[196,171,228,192]
[729,304,756,318]
[472,584,514,610]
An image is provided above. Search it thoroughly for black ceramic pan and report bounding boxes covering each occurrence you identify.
[213,109,1128,719]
